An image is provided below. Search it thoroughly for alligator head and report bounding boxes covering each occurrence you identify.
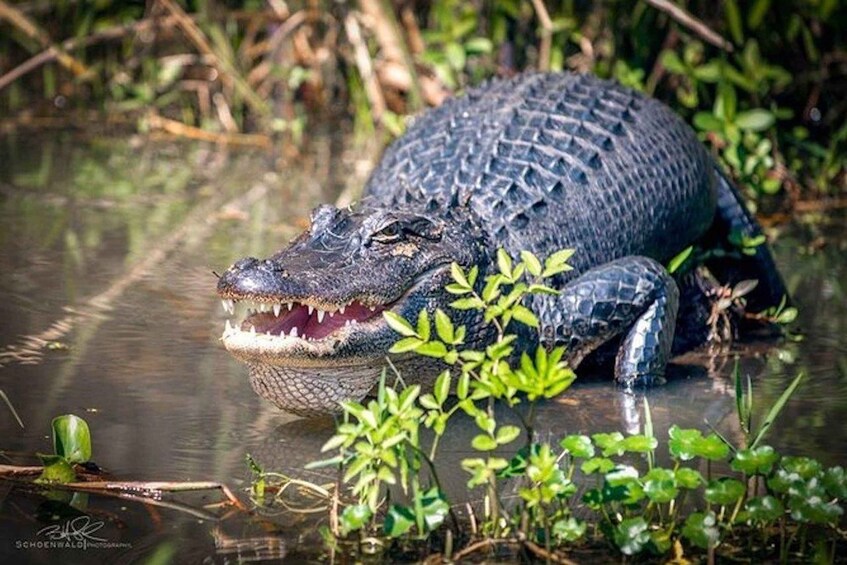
[216,202,485,416]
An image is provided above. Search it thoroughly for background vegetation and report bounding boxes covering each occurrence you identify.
[1,0,845,203]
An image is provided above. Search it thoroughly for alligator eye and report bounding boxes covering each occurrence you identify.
[372,222,404,243]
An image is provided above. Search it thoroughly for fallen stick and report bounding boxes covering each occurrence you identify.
[644,0,733,52]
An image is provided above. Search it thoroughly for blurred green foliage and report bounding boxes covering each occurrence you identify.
[0,0,844,198]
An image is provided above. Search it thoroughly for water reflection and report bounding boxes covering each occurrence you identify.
[1,132,845,562]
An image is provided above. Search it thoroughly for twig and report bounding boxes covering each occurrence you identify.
[644,0,734,52]
[157,0,271,122]
[451,538,516,561]
[524,540,580,564]
[0,464,42,476]
[531,0,553,72]
[344,12,386,120]
[0,0,91,79]
[147,113,271,148]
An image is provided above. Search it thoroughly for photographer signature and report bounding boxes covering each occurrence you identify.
[37,516,107,543]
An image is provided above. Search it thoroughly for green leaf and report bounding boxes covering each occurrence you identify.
[693,434,731,461]
[434,371,450,404]
[705,477,746,506]
[693,112,724,133]
[621,434,658,453]
[732,445,780,475]
[682,511,720,549]
[495,425,521,445]
[542,248,575,277]
[668,426,703,461]
[613,517,650,555]
[36,454,76,484]
[450,296,485,310]
[445,42,466,71]
[340,504,372,536]
[383,311,417,337]
[642,468,679,503]
[735,109,776,131]
[740,495,784,524]
[511,305,539,328]
[675,467,705,489]
[520,250,542,277]
[667,246,694,274]
[450,262,470,289]
[390,337,424,353]
[724,0,744,44]
[560,435,595,459]
[581,457,615,475]
[463,37,493,55]
[471,434,498,451]
[660,49,687,74]
[593,432,625,457]
[420,487,450,531]
[496,248,513,278]
[552,517,586,543]
[434,309,455,343]
[751,372,804,449]
[415,341,448,358]
[384,504,416,537]
[823,466,847,498]
[52,414,91,464]
[416,309,431,341]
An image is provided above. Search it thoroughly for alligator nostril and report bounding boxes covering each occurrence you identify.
[233,257,259,271]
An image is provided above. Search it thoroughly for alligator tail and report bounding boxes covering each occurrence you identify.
[706,169,789,312]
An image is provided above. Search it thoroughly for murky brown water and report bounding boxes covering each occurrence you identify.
[1,132,845,563]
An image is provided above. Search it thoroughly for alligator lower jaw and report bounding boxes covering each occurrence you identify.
[219,297,390,366]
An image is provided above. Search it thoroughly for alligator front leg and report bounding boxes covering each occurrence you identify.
[538,256,679,385]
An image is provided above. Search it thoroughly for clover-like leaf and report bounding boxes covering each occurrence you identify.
[668,426,702,461]
[731,445,779,475]
[339,504,372,536]
[581,457,615,475]
[621,434,658,453]
[613,517,650,556]
[740,495,784,524]
[682,511,720,549]
[642,468,679,503]
[704,477,745,506]
[552,517,586,543]
[560,434,595,459]
[823,466,847,499]
[675,467,705,489]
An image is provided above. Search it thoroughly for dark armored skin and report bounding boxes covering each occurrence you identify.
[217,73,786,416]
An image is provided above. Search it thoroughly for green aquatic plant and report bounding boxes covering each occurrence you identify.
[274,248,845,562]
[36,414,92,484]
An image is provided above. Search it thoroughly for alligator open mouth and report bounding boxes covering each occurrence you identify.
[220,297,389,355]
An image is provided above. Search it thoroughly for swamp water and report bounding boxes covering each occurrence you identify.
[0,133,845,563]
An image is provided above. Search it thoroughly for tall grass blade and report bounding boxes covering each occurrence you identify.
[751,372,804,449]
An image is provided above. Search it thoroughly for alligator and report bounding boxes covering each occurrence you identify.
[216,72,786,417]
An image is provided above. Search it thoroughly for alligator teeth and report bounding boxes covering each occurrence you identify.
[221,299,235,315]
[290,327,298,337]
[250,325,256,334]
[307,305,314,315]
[339,304,346,314]
[328,310,335,318]
[287,302,293,311]
[317,309,325,323]
[280,330,286,337]
[369,305,376,311]
[273,303,281,317]
[225,320,232,333]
